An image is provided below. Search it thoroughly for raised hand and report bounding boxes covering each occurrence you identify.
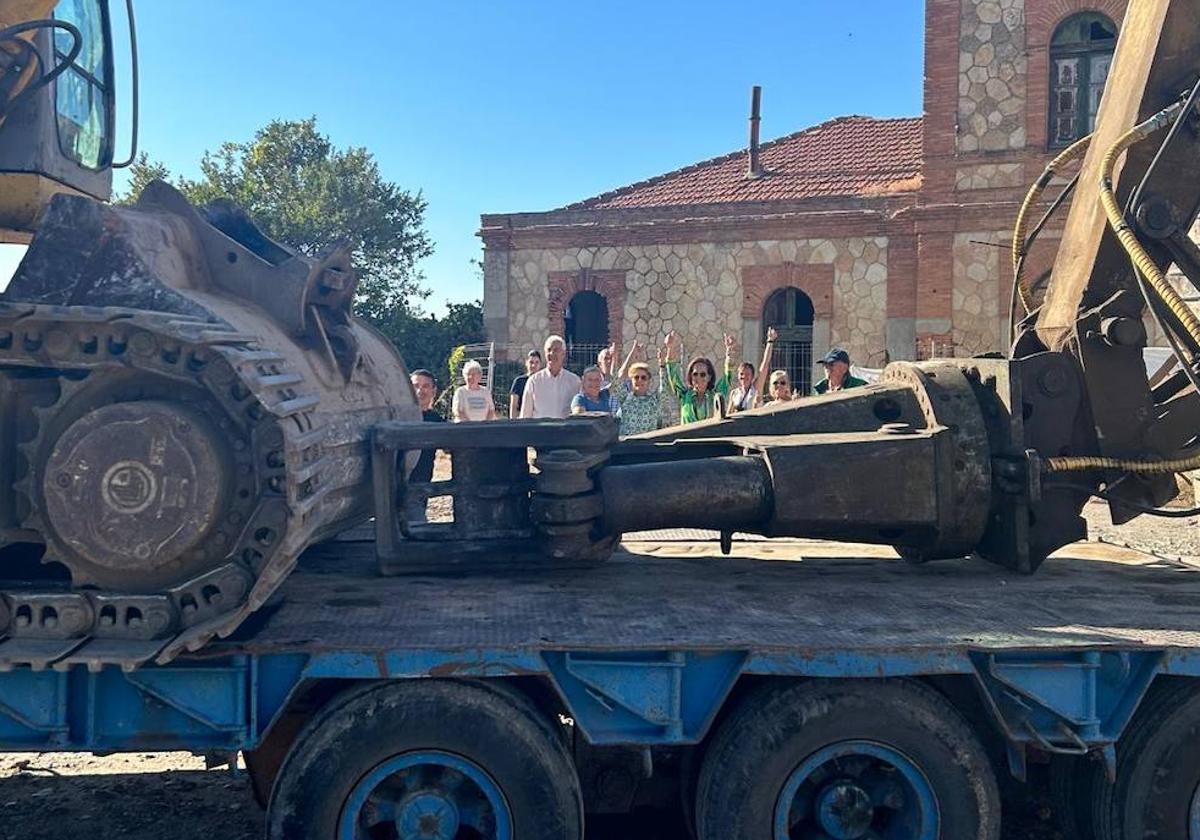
[656,345,667,366]
[723,332,736,353]
[661,331,674,360]
[767,326,779,342]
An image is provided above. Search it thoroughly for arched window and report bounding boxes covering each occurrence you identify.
[1050,12,1117,147]
[762,286,815,395]
[563,290,608,373]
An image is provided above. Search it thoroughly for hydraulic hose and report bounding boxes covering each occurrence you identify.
[1097,99,1200,346]
[1012,134,1091,313]
[1044,453,1200,475]
[1048,97,1200,477]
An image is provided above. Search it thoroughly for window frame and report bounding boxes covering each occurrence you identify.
[52,0,116,172]
[1047,11,1117,149]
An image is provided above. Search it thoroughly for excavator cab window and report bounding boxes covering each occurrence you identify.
[53,0,112,169]
[0,0,123,239]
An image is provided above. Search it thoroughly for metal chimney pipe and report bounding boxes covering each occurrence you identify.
[747,85,762,178]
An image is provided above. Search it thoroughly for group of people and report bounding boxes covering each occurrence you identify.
[514,335,663,436]
[408,332,867,441]
[728,327,869,409]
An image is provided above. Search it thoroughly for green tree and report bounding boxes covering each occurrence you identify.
[118,118,432,318]
[119,153,172,200]
[115,120,486,383]
[371,298,486,385]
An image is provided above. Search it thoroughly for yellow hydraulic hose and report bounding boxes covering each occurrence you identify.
[1049,98,1200,476]
[1097,100,1200,345]
[1045,453,1200,475]
[1011,135,1092,313]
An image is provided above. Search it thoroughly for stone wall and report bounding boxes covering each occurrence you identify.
[952,231,1009,355]
[955,162,1025,190]
[497,237,891,371]
[958,0,1028,153]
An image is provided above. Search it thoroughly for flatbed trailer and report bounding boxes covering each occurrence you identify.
[2,535,1200,839]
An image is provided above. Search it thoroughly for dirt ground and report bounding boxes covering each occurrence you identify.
[0,751,1060,840]
[0,498,1192,840]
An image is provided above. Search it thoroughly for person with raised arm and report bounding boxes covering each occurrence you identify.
[734,326,777,412]
[610,340,662,436]
[661,330,735,424]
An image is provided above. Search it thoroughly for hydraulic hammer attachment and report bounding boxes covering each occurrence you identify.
[372,354,1090,575]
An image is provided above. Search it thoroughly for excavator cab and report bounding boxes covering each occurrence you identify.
[0,0,123,242]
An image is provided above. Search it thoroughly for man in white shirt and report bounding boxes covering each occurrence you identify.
[520,335,581,419]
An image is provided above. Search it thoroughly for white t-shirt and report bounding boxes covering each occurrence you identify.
[728,385,757,412]
[452,385,494,422]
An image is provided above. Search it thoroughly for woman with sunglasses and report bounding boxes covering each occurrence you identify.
[662,330,735,424]
[610,340,662,436]
[757,368,797,406]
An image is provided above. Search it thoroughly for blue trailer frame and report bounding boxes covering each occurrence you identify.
[4,643,1198,783]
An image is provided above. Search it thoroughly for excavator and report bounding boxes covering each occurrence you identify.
[0,0,1197,677]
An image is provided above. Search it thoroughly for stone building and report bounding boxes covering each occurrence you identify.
[481,0,1141,393]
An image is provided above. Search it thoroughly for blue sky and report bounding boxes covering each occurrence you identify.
[3,1,926,311]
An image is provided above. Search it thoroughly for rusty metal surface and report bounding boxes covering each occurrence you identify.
[210,539,1200,656]
[373,418,619,574]
[0,182,419,668]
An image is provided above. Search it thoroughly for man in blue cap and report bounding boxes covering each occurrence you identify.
[814,348,868,394]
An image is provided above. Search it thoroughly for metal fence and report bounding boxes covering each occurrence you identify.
[770,340,814,396]
[915,335,956,361]
[455,342,495,388]
[566,342,608,376]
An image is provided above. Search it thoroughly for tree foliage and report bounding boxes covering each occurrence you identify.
[117,119,485,379]
[119,117,432,319]
[372,299,486,387]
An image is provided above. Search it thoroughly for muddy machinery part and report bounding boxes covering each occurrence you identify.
[0,180,418,669]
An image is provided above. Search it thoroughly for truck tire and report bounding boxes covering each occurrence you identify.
[695,678,1000,840]
[1049,754,1102,840]
[266,679,584,840]
[1091,678,1200,840]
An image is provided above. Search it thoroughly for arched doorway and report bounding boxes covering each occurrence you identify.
[762,287,815,395]
[564,290,608,373]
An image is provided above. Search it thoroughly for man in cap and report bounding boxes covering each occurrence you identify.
[814,348,868,394]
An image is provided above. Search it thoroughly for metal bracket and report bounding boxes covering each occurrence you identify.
[0,656,275,750]
[972,650,1161,781]
[543,650,744,746]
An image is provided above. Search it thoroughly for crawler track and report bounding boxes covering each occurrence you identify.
[0,302,358,668]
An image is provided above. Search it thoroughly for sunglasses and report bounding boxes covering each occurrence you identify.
[690,370,710,379]
[632,374,650,381]
[771,380,790,387]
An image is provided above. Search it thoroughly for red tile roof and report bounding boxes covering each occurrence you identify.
[565,115,923,210]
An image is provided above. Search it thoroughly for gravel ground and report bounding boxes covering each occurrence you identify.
[0,489,1191,840]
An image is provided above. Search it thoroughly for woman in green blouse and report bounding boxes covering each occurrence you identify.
[662,330,735,424]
